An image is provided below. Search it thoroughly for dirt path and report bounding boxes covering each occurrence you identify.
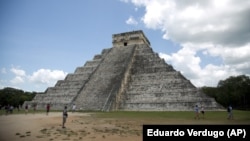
[0,112,141,141]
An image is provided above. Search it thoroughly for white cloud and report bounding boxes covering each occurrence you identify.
[9,67,26,85]
[207,43,250,65]
[5,67,68,91]
[10,67,26,76]
[158,42,249,87]
[159,50,239,87]
[122,0,250,87]
[28,69,67,85]
[126,16,138,25]
[10,76,24,84]
[135,0,250,46]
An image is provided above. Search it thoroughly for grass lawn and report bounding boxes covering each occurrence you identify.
[93,110,250,125]
[1,109,250,124]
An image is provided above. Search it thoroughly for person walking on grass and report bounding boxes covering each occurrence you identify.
[194,104,200,119]
[201,105,205,119]
[62,106,68,128]
[227,105,233,120]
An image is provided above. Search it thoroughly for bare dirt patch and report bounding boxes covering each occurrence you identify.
[0,112,141,141]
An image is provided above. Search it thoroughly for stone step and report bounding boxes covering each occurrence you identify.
[84,60,102,67]
[74,66,97,74]
[55,80,85,87]
[129,77,190,84]
[126,88,196,94]
[125,96,207,103]
[74,45,136,110]
[65,73,90,81]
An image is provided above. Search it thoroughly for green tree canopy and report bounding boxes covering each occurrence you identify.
[202,75,250,110]
[0,87,36,108]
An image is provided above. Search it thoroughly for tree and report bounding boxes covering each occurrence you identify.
[0,87,36,109]
[202,75,250,110]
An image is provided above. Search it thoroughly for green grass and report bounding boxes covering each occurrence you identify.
[92,110,250,124]
[94,110,249,119]
[1,109,249,124]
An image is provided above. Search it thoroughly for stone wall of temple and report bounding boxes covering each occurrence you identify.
[118,44,222,111]
[112,30,150,47]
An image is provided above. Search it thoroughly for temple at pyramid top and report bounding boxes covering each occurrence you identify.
[112,30,150,47]
[24,30,223,111]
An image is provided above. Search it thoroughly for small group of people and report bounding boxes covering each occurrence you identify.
[194,104,234,120]
[0,105,24,115]
[3,105,14,115]
[44,103,69,128]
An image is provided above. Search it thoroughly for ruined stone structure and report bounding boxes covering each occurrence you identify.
[24,30,223,111]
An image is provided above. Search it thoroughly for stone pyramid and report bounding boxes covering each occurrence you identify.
[25,30,223,111]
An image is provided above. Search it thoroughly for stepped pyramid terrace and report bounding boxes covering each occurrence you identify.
[24,30,223,111]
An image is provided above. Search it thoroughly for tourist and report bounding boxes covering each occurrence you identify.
[46,103,50,115]
[62,106,68,128]
[72,104,76,113]
[33,103,37,114]
[201,105,205,119]
[194,105,200,119]
[227,105,233,120]
[25,104,28,115]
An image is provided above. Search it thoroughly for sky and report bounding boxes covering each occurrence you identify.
[1,0,250,92]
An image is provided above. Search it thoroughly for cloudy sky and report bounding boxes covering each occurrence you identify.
[1,0,250,92]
